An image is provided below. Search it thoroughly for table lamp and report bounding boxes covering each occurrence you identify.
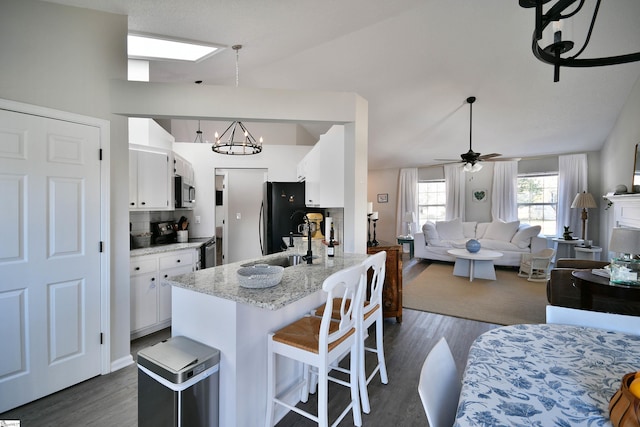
[403,211,416,238]
[609,227,640,285]
[571,191,597,240]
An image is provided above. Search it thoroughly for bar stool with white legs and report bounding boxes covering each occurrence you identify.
[265,263,366,427]
[359,250,389,413]
[310,251,389,414]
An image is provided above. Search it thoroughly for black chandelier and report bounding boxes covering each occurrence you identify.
[519,0,640,82]
[211,45,263,155]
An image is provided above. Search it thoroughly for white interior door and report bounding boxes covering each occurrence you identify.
[0,109,103,412]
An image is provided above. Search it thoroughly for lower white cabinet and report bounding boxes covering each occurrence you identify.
[130,248,197,339]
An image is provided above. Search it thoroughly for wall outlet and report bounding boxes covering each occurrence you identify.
[236,212,241,220]
[195,215,201,224]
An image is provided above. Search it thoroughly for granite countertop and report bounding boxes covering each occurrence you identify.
[130,240,209,257]
[163,238,369,310]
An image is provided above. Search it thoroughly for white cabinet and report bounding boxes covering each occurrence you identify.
[300,125,344,208]
[129,145,171,210]
[296,157,307,182]
[130,248,197,338]
[173,151,194,185]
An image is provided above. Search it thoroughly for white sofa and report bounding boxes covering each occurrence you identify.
[413,218,547,267]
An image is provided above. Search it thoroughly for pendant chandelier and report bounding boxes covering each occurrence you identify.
[519,0,640,82]
[194,120,205,143]
[212,45,263,155]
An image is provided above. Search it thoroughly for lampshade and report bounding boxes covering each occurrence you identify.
[403,212,416,223]
[609,227,640,256]
[571,191,597,209]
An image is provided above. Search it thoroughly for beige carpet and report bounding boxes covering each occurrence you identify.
[403,263,548,325]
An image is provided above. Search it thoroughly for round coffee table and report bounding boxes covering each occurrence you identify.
[447,248,503,281]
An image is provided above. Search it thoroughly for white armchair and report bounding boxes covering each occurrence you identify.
[518,248,556,282]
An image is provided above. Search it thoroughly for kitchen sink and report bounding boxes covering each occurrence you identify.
[242,254,308,268]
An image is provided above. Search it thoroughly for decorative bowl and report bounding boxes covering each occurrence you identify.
[237,264,284,289]
[466,239,481,253]
[609,372,640,427]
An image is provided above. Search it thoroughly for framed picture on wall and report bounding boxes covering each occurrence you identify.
[377,193,388,203]
[473,189,488,203]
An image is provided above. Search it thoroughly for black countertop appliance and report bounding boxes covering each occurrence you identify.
[151,221,177,245]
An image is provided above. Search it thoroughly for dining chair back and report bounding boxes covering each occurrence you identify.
[418,337,461,427]
[265,263,366,427]
[358,250,388,413]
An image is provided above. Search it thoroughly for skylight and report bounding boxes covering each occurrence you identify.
[127,33,223,62]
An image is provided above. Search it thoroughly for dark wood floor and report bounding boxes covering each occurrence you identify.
[1,255,499,426]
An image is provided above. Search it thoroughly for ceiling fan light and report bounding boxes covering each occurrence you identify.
[463,162,483,173]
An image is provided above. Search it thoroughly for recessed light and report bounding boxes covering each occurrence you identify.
[128,33,224,62]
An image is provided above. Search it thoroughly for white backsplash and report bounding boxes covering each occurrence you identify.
[130,210,178,234]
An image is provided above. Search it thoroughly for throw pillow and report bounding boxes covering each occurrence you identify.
[484,220,520,241]
[476,222,490,239]
[511,225,542,249]
[435,218,465,241]
[462,222,477,238]
[422,222,440,243]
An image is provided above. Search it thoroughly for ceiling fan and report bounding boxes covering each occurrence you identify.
[434,96,518,172]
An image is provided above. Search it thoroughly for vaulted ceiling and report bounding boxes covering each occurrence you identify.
[44,0,640,170]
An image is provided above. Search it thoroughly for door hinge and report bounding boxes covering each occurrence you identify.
[100,333,103,344]
[99,241,104,252]
[99,148,103,161]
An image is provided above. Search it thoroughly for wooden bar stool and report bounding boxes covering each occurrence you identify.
[310,251,389,414]
[265,263,366,427]
[359,250,389,413]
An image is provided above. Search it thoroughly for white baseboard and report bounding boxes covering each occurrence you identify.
[110,354,134,372]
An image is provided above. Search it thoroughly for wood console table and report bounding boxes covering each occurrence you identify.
[571,270,640,316]
[367,244,403,322]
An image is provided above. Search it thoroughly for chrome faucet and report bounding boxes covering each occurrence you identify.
[290,210,313,264]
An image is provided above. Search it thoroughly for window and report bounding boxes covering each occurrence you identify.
[418,180,446,225]
[517,174,558,236]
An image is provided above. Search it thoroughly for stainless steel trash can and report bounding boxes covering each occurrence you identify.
[138,336,220,427]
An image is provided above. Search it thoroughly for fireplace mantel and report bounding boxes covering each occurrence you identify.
[606,194,640,229]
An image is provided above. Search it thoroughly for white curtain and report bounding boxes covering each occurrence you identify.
[444,164,465,220]
[491,161,518,221]
[396,168,418,236]
[557,154,588,237]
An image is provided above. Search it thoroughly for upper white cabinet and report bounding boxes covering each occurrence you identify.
[301,125,344,208]
[296,156,307,182]
[129,145,171,210]
[173,151,194,185]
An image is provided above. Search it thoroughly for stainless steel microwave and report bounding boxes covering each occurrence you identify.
[175,176,195,208]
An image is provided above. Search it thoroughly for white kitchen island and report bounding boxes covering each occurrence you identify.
[164,240,369,427]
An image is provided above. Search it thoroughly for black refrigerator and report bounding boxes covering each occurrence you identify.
[261,182,324,255]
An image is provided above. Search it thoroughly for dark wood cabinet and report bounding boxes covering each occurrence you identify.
[367,245,403,323]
